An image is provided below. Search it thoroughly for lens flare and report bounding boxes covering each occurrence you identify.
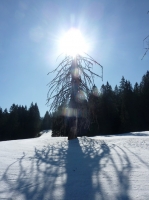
[62,107,77,117]
[76,90,86,102]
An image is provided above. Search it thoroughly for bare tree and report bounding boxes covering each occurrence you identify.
[141,11,149,60]
[47,53,103,139]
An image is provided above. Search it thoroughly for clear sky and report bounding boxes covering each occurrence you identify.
[0,0,149,117]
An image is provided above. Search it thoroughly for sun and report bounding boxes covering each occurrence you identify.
[59,28,88,57]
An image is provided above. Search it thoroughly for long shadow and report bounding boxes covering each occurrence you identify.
[63,138,111,200]
[63,137,132,200]
[0,137,133,200]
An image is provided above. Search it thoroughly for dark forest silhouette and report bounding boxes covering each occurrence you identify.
[52,70,149,137]
[0,103,52,141]
[0,70,149,141]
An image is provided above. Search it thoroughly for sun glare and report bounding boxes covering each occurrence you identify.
[60,28,88,57]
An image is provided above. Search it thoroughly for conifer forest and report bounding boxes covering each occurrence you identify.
[0,71,149,141]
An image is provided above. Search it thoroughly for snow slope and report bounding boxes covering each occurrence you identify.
[0,130,149,200]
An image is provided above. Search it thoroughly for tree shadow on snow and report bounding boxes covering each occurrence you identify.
[0,137,134,200]
[64,138,132,200]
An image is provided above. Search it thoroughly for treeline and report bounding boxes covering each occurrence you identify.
[89,70,149,135]
[0,103,52,141]
[52,71,149,136]
[1,71,149,140]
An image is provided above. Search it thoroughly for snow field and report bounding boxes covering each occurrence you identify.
[0,131,149,200]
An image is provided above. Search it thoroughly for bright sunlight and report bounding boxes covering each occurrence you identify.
[59,28,88,57]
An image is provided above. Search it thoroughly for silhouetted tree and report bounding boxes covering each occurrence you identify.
[132,82,142,131]
[41,111,52,131]
[119,78,134,132]
[88,85,102,135]
[1,109,9,140]
[140,71,149,129]
[47,54,103,139]
[8,104,19,139]
[0,107,3,140]
[28,103,41,138]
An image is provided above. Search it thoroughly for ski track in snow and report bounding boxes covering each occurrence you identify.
[0,130,149,200]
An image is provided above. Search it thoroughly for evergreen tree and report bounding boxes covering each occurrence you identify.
[100,82,119,133]
[88,85,100,136]
[2,109,9,140]
[41,111,52,131]
[132,82,142,131]
[0,107,3,140]
[51,105,67,137]
[119,78,133,132]
[140,71,149,130]
[28,103,41,138]
[8,104,20,139]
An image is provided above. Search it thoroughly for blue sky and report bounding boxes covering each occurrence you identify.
[0,0,149,117]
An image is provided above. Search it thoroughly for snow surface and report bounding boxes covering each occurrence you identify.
[0,130,149,200]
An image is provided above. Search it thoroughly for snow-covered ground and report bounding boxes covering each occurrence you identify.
[0,130,149,200]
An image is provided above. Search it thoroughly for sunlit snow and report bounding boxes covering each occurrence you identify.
[0,131,149,200]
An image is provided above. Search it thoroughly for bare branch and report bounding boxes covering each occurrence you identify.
[47,54,103,111]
